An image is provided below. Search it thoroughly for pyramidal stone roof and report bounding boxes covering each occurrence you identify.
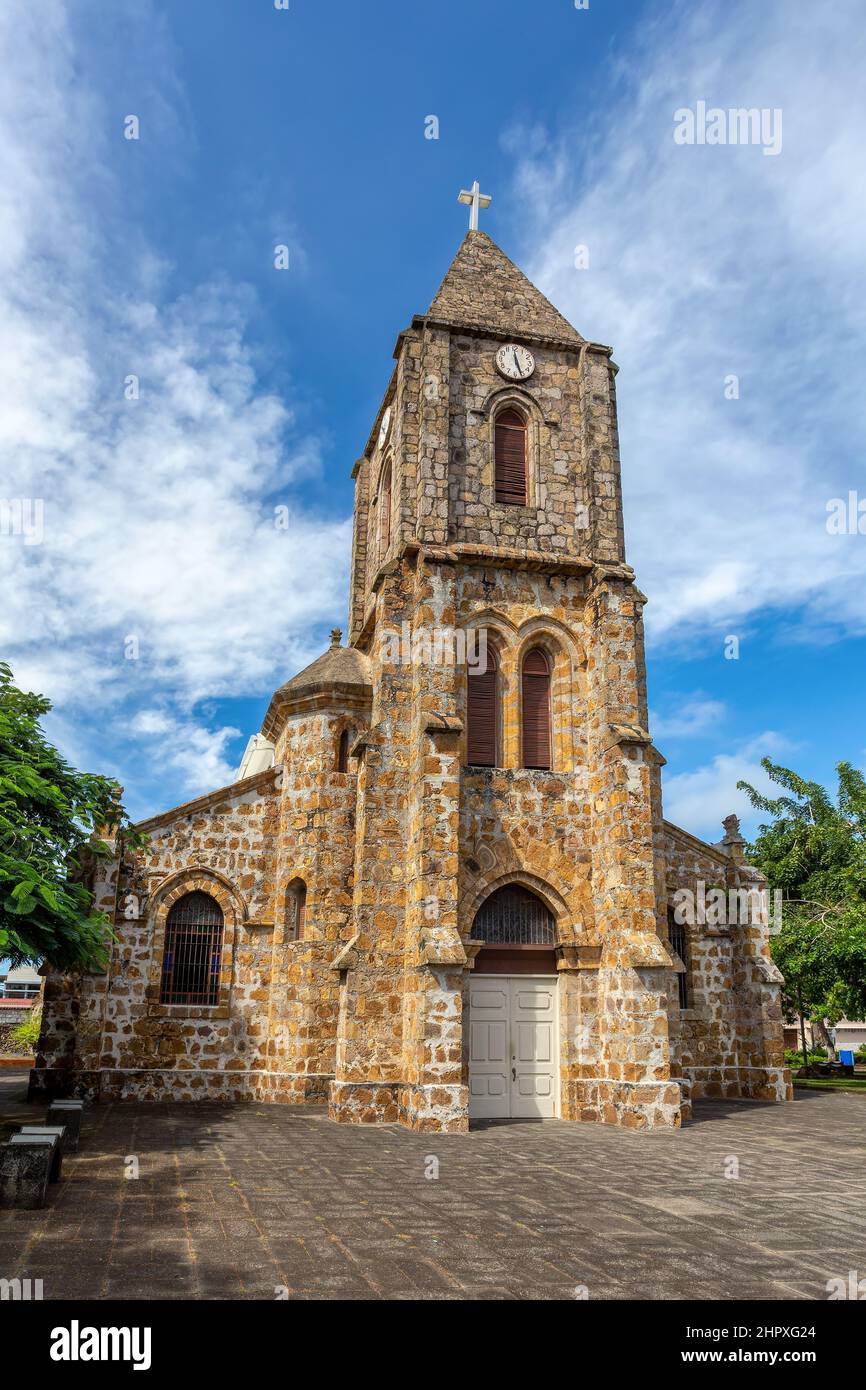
[427,230,584,347]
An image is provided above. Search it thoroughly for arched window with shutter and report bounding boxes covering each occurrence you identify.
[160,891,224,1006]
[287,879,307,942]
[379,460,392,555]
[522,648,551,769]
[466,646,497,767]
[337,727,351,772]
[494,406,527,506]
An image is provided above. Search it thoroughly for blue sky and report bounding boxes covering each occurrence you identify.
[1,0,865,841]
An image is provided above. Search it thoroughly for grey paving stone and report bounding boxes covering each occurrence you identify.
[1,1069,864,1300]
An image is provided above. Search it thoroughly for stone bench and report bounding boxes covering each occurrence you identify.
[0,1132,61,1209]
[18,1125,68,1178]
[47,1100,85,1152]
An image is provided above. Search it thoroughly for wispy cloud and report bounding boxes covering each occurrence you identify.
[513,0,866,643]
[0,2,349,806]
[652,696,726,741]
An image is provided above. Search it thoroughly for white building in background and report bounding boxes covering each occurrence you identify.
[0,964,42,999]
[834,1021,866,1054]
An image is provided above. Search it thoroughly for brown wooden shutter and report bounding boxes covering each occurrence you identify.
[380,464,391,552]
[296,883,306,940]
[288,881,307,941]
[467,648,497,766]
[495,408,527,505]
[522,648,551,769]
[337,728,349,772]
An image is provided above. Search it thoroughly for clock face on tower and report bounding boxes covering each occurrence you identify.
[496,343,535,381]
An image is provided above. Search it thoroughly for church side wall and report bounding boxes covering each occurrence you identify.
[33,775,282,1102]
[664,829,791,1103]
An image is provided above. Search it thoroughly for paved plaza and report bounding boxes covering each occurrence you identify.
[1,1071,864,1300]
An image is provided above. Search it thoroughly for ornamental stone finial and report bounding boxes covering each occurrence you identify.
[329,628,343,648]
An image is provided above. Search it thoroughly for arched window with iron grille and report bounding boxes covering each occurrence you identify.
[160,891,224,1006]
[521,647,552,769]
[668,910,690,1010]
[472,884,556,946]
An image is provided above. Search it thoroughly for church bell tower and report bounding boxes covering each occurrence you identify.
[330,205,681,1132]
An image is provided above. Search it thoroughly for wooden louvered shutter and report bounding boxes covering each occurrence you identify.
[380,464,391,553]
[337,728,349,772]
[522,649,551,769]
[467,648,497,766]
[495,408,527,505]
[296,883,306,940]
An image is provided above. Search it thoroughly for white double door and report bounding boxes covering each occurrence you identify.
[468,975,559,1120]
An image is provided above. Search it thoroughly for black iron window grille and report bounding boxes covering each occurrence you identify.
[160,891,224,1006]
[668,913,690,1010]
[472,884,555,945]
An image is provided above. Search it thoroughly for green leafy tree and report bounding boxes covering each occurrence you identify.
[0,662,144,971]
[738,759,866,1059]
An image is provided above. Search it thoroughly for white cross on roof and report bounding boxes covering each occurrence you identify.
[457,180,492,231]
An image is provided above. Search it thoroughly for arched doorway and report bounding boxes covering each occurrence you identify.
[468,884,559,1121]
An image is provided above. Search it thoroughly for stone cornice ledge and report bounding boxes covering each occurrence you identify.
[425,714,463,736]
[419,542,594,576]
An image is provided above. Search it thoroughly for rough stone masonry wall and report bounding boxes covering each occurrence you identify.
[32,772,281,1102]
[263,708,362,1104]
[663,825,791,1103]
[329,559,417,1125]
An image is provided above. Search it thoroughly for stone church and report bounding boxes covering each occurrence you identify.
[33,219,792,1131]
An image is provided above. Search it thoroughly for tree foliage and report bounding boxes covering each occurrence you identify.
[738,759,866,1037]
[0,662,144,971]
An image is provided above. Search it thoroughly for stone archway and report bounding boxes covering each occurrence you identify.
[467,883,560,1121]
[471,882,557,975]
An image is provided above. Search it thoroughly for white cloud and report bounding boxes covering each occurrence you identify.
[513,0,866,644]
[0,2,350,809]
[662,733,792,841]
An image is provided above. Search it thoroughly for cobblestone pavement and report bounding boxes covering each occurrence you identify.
[1,1072,864,1301]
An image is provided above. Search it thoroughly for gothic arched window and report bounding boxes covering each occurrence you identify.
[337,727,351,773]
[379,460,392,556]
[472,884,555,945]
[521,648,551,769]
[287,879,307,942]
[160,891,224,1006]
[466,646,497,767]
[494,407,527,506]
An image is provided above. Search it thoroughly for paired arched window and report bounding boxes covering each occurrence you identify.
[521,648,551,769]
[378,460,392,556]
[287,879,307,942]
[494,407,527,506]
[160,891,224,1006]
[465,645,554,769]
[466,646,497,767]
